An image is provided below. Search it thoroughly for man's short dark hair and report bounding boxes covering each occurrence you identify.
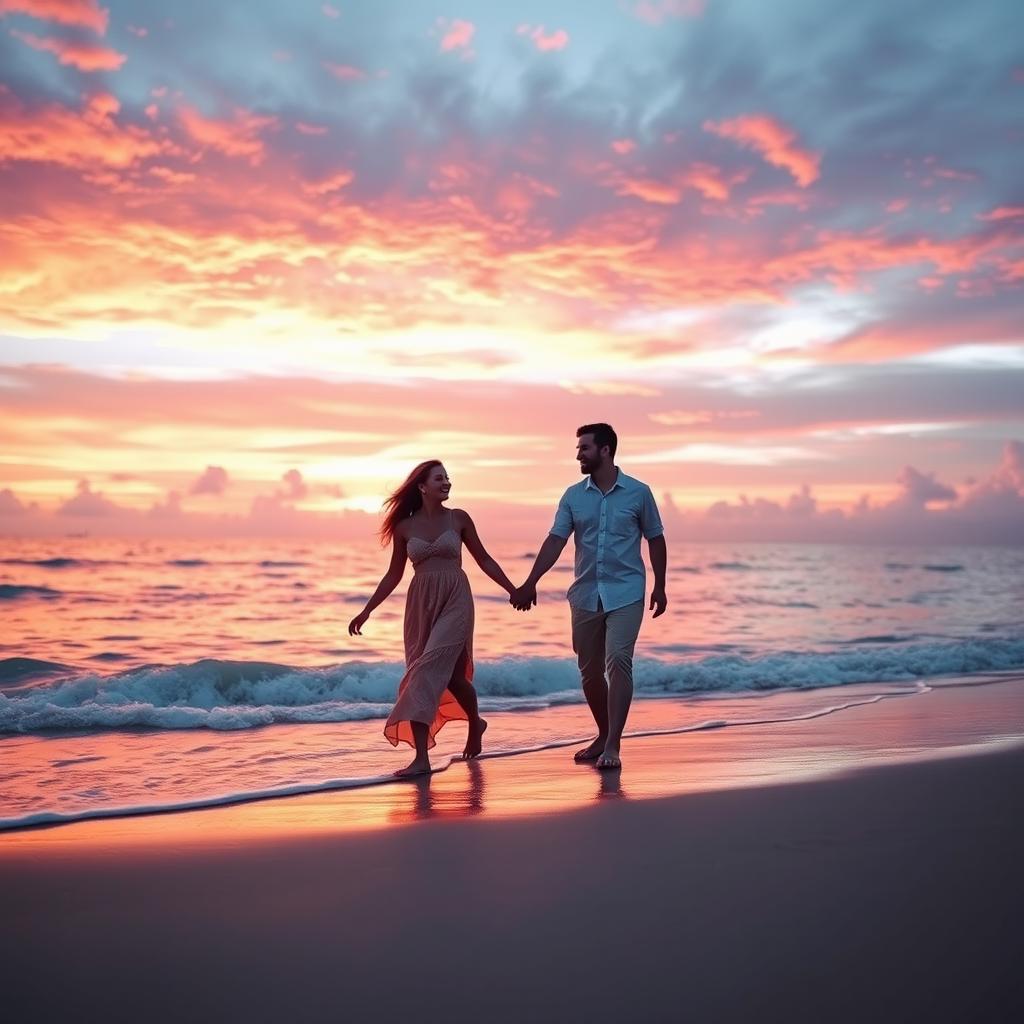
[577,422,617,458]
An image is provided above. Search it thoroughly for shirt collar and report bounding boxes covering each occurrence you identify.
[584,467,623,492]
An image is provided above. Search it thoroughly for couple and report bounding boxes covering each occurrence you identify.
[348,423,667,777]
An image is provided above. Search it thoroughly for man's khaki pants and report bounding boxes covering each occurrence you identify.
[570,600,645,698]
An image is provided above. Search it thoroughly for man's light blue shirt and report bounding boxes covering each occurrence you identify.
[550,469,664,613]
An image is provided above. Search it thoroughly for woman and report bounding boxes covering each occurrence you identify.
[348,460,516,777]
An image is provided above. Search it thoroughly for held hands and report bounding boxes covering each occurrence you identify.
[348,610,370,635]
[649,587,667,618]
[509,582,537,612]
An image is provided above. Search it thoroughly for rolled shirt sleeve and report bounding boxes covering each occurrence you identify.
[640,485,664,540]
[550,488,575,540]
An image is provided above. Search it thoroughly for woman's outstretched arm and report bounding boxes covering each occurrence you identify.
[456,510,515,595]
[348,533,408,635]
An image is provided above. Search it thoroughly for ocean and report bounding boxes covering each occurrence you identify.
[2,536,1023,829]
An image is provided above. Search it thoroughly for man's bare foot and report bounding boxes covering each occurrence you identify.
[463,718,488,759]
[573,738,608,763]
[596,749,622,770]
[395,758,431,777]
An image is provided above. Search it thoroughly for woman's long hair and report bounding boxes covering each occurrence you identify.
[379,460,442,546]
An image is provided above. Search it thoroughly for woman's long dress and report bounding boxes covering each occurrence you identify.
[384,527,475,749]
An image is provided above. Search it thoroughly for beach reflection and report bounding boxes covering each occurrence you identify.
[596,768,626,801]
[393,760,487,823]
[388,754,628,823]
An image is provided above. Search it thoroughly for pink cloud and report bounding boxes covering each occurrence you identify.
[189,465,229,496]
[0,487,28,515]
[615,176,682,205]
[704,114,821,187]
[303,169,353,196]
[612,162,734,204]
[934,166,978,182]
[295,121,328,135]
[977,206,1024,222]
[321,3,339,17]
[148,490,182,520]
[631,0,706,25]
[281,468,307,500]
[440,18,474,52]
[323,61,365,80]
[893,466,957,506]
[10,29,126,70]
[0,0,108,34]
[969,441,1024,496]
[148,165,195,185]
[611,138,636,155]
[57,479,122,516]
[518,24,568,51]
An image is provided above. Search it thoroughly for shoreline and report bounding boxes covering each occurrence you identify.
[2,672,1022,852]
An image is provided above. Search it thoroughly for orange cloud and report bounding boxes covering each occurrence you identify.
[704,114,821,187]
[0,0,107,34]
[178,105,276,164]
[10,29,126,70]
[440,18,474,52]
[0,87,166,168]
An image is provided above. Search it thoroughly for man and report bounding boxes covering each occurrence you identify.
[512,423,667,769]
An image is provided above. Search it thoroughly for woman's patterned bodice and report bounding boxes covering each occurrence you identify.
[407,528,463,571]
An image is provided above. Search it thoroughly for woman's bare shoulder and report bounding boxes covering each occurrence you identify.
[394,517,417,540]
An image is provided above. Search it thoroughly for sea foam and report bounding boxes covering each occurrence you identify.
[2,637,1023,735]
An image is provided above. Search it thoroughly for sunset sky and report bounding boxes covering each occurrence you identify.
[1,0,1022,542]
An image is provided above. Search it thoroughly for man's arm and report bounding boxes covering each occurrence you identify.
[647,534,667,618]
[511,533,567,610]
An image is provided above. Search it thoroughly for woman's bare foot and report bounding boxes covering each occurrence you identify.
[463,718,488,759]
[395,757,431,777]
[573,737,608,763]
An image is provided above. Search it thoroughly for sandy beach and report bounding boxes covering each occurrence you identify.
[3,677,1023,1023]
